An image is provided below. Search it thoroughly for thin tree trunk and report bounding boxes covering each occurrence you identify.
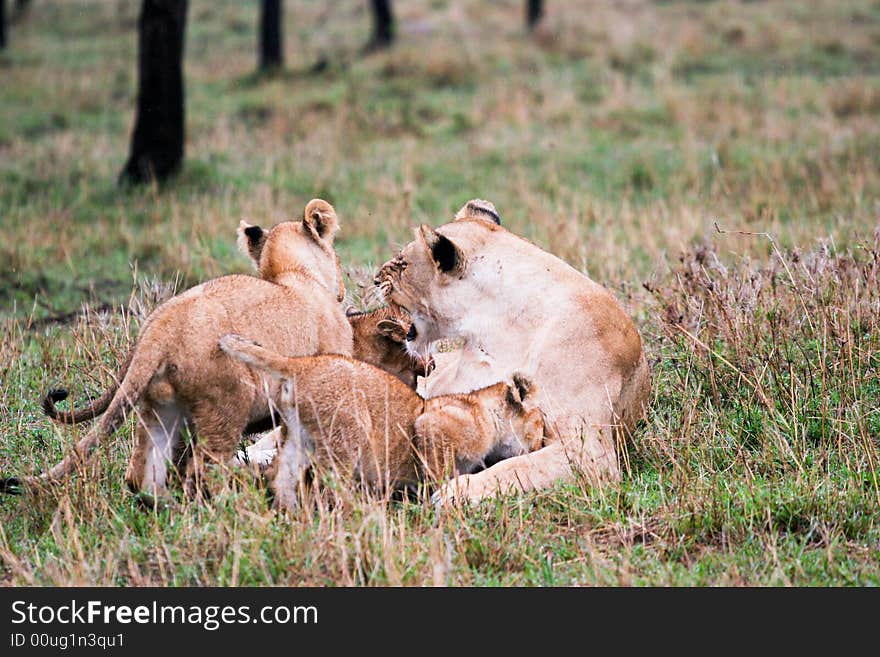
[13,0,29,22]
[259,0,283,71]
[1,0,7,51]
[526,0,543,30]
[119,0,188,185]
[365,0,393,52]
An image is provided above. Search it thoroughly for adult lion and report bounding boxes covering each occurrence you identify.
[375,200,650,505]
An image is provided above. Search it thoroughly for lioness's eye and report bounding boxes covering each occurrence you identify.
[406,324,417,341]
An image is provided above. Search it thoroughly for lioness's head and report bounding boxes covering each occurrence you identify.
[238,198,346,301]
[347,304,435,389]
[374,199,504,350]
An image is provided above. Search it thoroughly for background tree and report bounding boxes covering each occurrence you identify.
[119,0,188,185]
[526,0,544,30]
[259,0,283,71]
[13,0,29,21]
[1,0,36,51]
[366,1,543,51]
[365,0,393,52]
[1,0,7,51]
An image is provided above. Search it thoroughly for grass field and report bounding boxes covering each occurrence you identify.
[1,0,879,585]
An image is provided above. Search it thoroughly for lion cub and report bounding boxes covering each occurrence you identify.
[234,304,434,469]
[1,199,352,503]
[42,303,431,428]
[219,334,544,511]
[39,302,434,479]
[347,305,434,389]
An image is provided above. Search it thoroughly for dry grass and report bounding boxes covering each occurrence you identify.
[1,0,879,585]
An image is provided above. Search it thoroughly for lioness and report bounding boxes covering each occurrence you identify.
[375,199,651,505]
[219,334,545,511]
[1,199,352,502]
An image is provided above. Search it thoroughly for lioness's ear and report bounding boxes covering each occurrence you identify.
[506,373,535,408]
[513,373,534,401]
[376,318,407,343]
[454,199,501,225]
[237,219,266,269]
[303,198,340,244]
[419,225,463,274]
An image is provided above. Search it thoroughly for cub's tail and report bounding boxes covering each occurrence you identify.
[219,334,291,380]
[0,477,22,495]
[2,342,161,495]
[41,351,134,425]
[43,387,114,424]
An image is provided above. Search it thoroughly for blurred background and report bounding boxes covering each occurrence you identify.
[2,0,878,322]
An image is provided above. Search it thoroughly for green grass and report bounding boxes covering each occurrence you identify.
[1,0,879,586]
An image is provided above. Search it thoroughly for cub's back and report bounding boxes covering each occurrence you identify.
[281,354,422,424]
[279,354,425,485]
[151,274,351,369]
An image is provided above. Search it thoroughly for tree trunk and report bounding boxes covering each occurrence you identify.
[13,0,30,22]
[1,0,7,51]
[259,0,283,71]
[365,0,394,52]
[119,0,188,185]
[526,0,543,30]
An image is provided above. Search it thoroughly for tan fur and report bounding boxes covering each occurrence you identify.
[43,304,430,430]
[17,200,352,503]
[347,305,434,389]
[375,199,651,505]
[233,304,434,471]
[219,335,544,512]
[454,199,501,225]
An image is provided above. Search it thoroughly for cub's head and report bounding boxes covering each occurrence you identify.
[489,373,545,464]
[415,373,544,481]
[374,198,504,350]
[347,304,435,389]
[238,198,345,301]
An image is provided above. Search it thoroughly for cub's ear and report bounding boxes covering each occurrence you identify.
[237,219,266,269]
[506,373,536,408]
[418,225,464,275]
[454,199,501,225]
[376,318,407,343]
[303,198,340,244]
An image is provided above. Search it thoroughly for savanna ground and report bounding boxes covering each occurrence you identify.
[1,0,879,586]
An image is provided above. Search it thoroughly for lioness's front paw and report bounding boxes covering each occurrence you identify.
[431,474,473,508]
